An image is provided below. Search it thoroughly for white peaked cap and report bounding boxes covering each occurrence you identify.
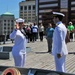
[53,12,65,17]
[16,18,25,23]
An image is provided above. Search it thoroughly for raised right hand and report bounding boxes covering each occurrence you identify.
[16,23,20,29]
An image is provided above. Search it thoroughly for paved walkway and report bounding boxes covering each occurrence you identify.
[0,38,75,74]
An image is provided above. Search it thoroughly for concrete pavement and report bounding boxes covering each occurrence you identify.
[0,38,75,74]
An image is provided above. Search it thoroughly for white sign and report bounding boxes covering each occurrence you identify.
[60,0,68,8]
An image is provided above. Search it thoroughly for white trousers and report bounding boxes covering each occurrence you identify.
[54,55,66,72]
[13,53,26,67]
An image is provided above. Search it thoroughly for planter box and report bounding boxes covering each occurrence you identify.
[0,46,31,59]
[0,52,10,59]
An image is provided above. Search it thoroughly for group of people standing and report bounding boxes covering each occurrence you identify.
[23,22,45,43]
[9,11,75,73]
[24,23,38,43]
[46,23,54,52]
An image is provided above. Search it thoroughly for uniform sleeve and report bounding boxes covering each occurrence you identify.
[10,30,18,39]
[56,27,62,54]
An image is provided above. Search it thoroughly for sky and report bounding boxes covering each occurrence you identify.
[0,0,24,18]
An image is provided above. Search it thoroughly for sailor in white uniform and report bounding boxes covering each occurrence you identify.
[52,12,68,72]
[10,18,27,67]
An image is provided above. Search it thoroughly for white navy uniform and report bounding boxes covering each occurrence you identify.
[10,18,27,67]
[52,21,68,72]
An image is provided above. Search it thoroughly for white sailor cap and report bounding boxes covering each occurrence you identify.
[53,12,65,17]
[16,18,24,23]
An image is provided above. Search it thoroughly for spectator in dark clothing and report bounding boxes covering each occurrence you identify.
[32,23,38,42]
[46,23,54,52]
[39,23,44,41]
[29,24,33,42]
[25,25,31,43]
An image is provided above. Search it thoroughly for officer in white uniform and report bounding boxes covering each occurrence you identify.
[10,18,27,67]
[52,12,68,72]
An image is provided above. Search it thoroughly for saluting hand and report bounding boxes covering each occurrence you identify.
[16,23,20,29]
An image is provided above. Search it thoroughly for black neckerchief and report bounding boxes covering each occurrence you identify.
[20,29,27,36]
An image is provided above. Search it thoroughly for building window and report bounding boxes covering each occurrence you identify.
[28,6,31,10]
[20,14,23,18]
[32,17,35,18]
[28,11,31,13]
[20,6,23,10]
[11,27,13,30]
[28,20,31,22]
[20,11,23,13]
[8,24,10,26]
[24,6,27,10]
[20,14,23,16]
[25,19,27,22]
[24,10,27,12]
[32,20,35,22]
[33,5,35,10]
[32,14,35,16]
[8,31,10,34]
[24,14,27,16]
[28,17,31,19]
[28,14,31,16]
[32,11,35,13]
[4,31,6,34]
[4,20,6,22]
[11,20,13,22]
[11,23,14,25]
[8,20,10,22]
[4,23,6,26]
[4,27,6,29]
[8,27,10,29]
[24,17,27,18]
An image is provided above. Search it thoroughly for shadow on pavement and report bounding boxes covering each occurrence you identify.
[35,52,50,54]
[68,52,75,54]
